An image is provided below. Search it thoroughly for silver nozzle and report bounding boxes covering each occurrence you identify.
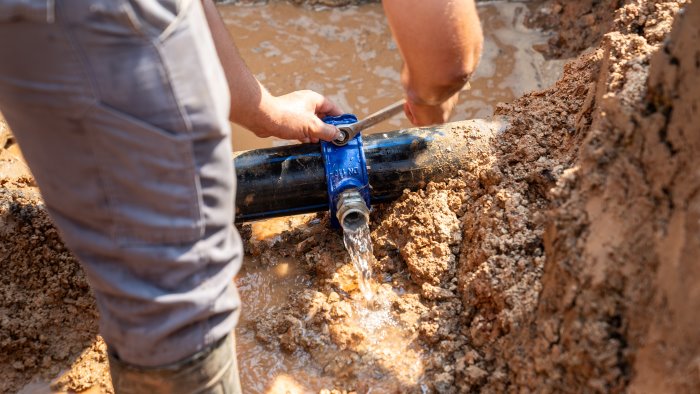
[336,189,369,232]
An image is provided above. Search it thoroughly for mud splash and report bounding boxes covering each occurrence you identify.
[221,1,564,150]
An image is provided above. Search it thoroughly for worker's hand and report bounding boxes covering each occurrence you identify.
[255,90,344,143]
[404,91,460,126]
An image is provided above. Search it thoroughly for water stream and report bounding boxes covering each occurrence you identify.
[341,220,375,301]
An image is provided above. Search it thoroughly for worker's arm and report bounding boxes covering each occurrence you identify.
[383,0,483,126]
[201,0,342,143]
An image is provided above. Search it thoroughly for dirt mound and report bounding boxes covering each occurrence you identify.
[473,0,697,390]
[1,0,698,392]
[533,1,700,391]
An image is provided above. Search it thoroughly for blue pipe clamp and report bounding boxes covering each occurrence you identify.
[321,114,370,228]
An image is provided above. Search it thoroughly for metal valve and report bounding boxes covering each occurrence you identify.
[321,114,370,228]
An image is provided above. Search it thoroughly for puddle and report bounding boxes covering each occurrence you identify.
[237,214,428,392]
[235,258,333,393]
[221,1,564,151]
[235,257,426,393]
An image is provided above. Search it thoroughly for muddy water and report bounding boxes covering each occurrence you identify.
[235,259,330,393]
[221,1,564,151]
[236,257,425,393]
[236,217,427,392]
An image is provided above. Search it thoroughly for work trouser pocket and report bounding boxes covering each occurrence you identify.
[0,0,55,23]
[87,103,204,246]
[125,0,191,40]
[3,0,192,41]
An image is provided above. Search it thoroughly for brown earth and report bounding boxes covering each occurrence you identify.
[1,0,698,393]
[0,120,110,392]
[528,0,624,59]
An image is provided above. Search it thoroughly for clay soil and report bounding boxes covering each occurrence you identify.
[2,0,699,393]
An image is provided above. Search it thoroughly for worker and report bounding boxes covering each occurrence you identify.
[0,0,482,392]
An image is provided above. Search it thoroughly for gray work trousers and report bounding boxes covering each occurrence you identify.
[0,0,243,369]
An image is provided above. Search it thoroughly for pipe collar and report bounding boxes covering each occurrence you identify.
[321,114,370,229]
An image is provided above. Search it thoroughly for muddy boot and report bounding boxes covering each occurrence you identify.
[108,334,242,394]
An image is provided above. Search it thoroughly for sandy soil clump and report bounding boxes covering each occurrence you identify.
[1,0,698,393]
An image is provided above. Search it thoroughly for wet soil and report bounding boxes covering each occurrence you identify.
[0,172,106,393]
[2,0,699,393]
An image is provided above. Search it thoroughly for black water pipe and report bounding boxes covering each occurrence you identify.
[233,120,502,222]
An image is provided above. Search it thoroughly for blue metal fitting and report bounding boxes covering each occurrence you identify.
[321,114,370,228]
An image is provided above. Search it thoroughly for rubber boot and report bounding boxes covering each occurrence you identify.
[108,333,242,394]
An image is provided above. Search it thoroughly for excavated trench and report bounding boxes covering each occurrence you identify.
[1,0,699,393]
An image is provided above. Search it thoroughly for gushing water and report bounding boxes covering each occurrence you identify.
[342,221,375,301]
